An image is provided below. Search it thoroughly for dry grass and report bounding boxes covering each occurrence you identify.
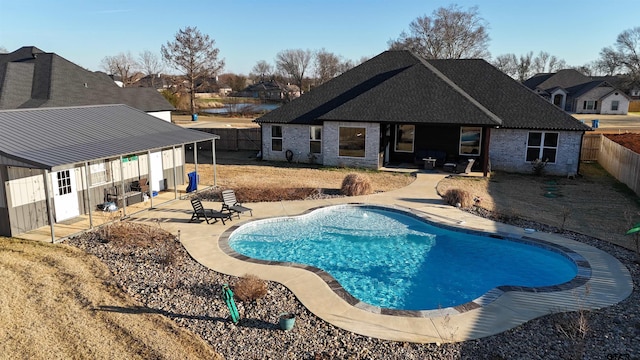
[0,237,222,360]
[186,162,415,201]
[437,162,640,250]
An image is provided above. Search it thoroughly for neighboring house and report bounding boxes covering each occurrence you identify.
[0,104,219,240]
[255,50,591,176]
[523,69,630,115]
[239,80,299,101]
[0,46,175,121]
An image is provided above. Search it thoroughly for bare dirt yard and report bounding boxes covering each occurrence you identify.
[605,133,640,154]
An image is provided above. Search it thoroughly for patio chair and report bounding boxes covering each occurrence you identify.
[190,198,232,225]
[221,189,253,218]
[443,158,475,174]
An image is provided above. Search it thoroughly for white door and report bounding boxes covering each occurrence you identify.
[52,169,80,222]
[149,151,165,192]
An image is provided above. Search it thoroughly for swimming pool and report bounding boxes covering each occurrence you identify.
[227,205,581,311]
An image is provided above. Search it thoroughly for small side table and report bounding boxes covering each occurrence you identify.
[422,157,436,170]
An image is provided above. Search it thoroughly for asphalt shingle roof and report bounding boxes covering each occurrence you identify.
[0,104,218,170]
[0,46,174,112]
[256,50,589,131]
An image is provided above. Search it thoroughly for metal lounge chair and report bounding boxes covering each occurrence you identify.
[190,198,232,225]
[221,190,253,218]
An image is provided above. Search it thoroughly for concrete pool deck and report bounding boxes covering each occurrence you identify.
[128,171,633,343]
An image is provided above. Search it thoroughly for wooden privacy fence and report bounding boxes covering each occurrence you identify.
[598,135,640,196]
[195,128,261,151]
[581,133,601,161]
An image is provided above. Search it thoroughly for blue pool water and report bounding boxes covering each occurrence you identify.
[228,206,578,310]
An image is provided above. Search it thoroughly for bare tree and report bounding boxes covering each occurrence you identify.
[532,51,567,74]
[314,49,342,85]
[100,52,138,87]
[250,60,274,82]
[389,5,490,59]
[275,49,313,93]
[161,26,224,115]
[492,53,518,78]
[594,47,622,76]
[138,50,164,87]
[615,27,640,82]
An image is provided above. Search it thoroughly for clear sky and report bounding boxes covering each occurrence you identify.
[1,0,639,75]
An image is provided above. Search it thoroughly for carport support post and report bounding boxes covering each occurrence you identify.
[172,146,178,199]
[211,139,217,187]
[119,156,126,216]
[43,170,55,243]
[147,150,153,209]
[84,162,93,228]
[193,142,198,193]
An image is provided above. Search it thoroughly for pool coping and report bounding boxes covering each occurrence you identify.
[219,203,593,318]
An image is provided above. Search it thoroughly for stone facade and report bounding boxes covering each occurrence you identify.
[489,129,582,176]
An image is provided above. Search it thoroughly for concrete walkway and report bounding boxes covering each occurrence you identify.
[129,172,633,343]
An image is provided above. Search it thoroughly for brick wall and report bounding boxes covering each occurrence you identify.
[490,129,582,176]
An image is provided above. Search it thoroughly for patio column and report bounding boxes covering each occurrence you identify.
[483,127,492,177]
[43,170,55,243]
[84,162,93,228]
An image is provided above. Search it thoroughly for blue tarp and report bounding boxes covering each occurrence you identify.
[186,171,198,193]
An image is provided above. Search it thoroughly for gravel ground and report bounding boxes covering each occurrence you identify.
[66,213,640,360]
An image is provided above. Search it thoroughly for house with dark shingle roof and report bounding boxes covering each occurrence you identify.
[0,104,219,241]
[255,50,591,176]
[523,69,630,115]
[0,46,175,121]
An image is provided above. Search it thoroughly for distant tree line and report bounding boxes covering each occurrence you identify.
[96,5,640,112]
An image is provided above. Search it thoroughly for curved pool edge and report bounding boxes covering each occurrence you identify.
[214,203,633,343]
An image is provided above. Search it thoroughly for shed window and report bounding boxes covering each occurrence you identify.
[56,170,72,195]
[89,160,110,186]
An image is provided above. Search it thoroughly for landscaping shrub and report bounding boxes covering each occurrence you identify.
[341,173,373,196]
[443,188,473,208]
[233,274,267,302]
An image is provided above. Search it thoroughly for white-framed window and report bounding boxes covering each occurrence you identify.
[526,132,558,163]
[611,100,619,111]
[56,170,72,195]
[459,127,482,156]
[584,100,597,110]
[339,127,366,157]
[89,160,110,186]
[310,126,322,154]
[394,124,414,153]
[271,125,283,152]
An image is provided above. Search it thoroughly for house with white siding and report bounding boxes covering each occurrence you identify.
[255,50,591,176]
[524,69,630,115]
